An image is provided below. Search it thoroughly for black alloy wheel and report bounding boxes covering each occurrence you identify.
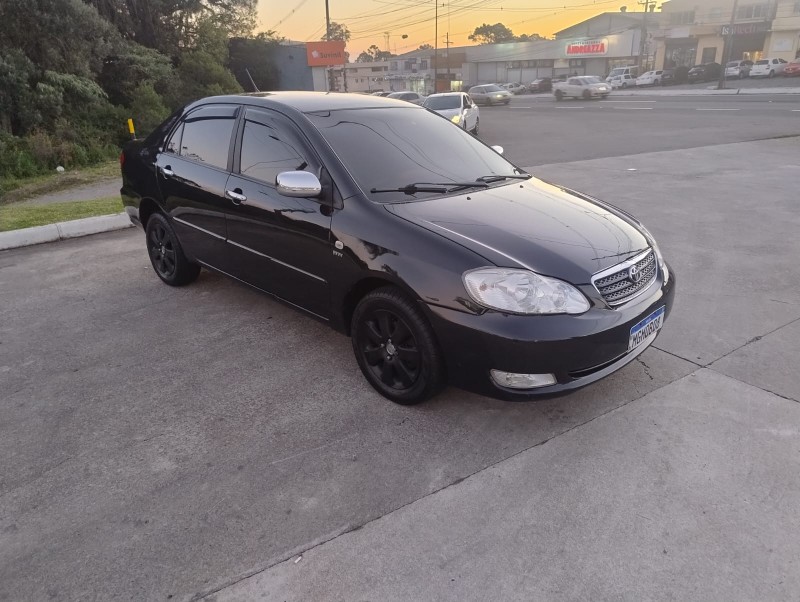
[351,287,445,404]
[145,212,200,286]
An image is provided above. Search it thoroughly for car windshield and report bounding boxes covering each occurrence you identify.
[424,96,460,110]
[483,84,505,92]
[756,60,769,65]
[306,107,521,202]
[727,61,740,67]
[609,68,626,76]
[581,76,601,84]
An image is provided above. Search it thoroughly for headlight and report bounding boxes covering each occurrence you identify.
[463,268,590,315]
[450,114,461,124]
[635,223,669,284]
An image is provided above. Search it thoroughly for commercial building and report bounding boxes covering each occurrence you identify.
[654,0,800,69]
[329,61,389,93]
[383,11,649,93]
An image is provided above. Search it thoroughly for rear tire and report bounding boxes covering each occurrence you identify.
[351,287,445,405]
[769,70,775,78]
[555,90,564,101]
[145,212,200,286]
[582,89,591,100]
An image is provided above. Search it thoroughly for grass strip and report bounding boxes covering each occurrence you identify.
[0,197,123,232]
[0,161,120,204]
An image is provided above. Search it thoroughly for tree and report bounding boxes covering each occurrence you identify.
[468,23,515,45]
[322,21,350,43]
[516,33,548,42]
[418,43,433,50]
[355,45,394,63]
[228,34,282,91]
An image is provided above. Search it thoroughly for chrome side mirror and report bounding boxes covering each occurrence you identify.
[491,145,504,155]
[276,171,322,198]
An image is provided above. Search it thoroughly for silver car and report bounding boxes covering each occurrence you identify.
[387,91,427,105]
[468,84,512,106]
[423,92,480,135]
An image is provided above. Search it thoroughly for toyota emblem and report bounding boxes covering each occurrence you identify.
[628,264,642,283]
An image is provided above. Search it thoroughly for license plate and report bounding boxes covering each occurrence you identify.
[628,306,665,351]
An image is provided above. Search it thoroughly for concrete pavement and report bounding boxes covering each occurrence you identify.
[1,135,799,600]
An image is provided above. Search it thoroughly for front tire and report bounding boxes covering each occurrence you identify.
[145,212,200,286]
[555,90,564,101]
[582,89,591,100]
[472,118,479,136]
[351,287,445,405]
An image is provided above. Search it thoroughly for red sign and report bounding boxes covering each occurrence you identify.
[565,39,608,56]
[306,41,346,66]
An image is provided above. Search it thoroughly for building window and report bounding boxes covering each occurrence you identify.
[701,47,717,63]
[420,60,428,70]
[390,61,398,70]
[569,59,585,67]
[669,10,695,25]
[535,59,554,67]
[709,7,722,20]
[736,4,770,19]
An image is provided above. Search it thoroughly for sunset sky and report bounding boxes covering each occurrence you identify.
[257,0,642,56]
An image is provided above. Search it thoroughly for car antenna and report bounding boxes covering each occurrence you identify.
[245,68,260,93]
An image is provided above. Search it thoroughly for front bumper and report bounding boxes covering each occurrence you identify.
[425,266,675,400]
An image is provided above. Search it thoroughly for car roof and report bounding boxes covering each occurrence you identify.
[186,91,419,114]
[427,92,462,97]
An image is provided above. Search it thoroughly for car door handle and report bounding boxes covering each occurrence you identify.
[226,189,247,204]
[161,165,174,177]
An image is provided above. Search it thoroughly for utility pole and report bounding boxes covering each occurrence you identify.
[638,0,654,71]
[444,32,452,90]
[434,0,438,93]
[717,0,740,89]
[325,0,335,92]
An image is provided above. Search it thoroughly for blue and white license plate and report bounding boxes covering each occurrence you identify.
[628,306,665,351]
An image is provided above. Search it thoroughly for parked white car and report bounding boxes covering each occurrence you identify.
[750,58,788,78]
[635,70,665,86]
[725,60,753,79]
[609,74,636,89]
[503,82,526,94]
[553,76,611,100]
[423,92,480,135]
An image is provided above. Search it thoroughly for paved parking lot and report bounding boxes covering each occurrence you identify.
[1,99,799,601]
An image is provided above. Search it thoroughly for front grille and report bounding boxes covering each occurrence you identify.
[593,249,657,306]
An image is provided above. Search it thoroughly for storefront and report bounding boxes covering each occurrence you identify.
[725,22,770,61]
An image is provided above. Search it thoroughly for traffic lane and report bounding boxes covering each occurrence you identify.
[478,99,800,167]
[0,231,695,600]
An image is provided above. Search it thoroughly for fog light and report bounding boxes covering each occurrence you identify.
[490,370,557,389]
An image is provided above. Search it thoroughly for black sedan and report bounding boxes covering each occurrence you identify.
[120,92,674,404]
[688,62,721,83]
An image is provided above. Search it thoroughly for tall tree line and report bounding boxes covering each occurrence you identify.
[0,0,278,187]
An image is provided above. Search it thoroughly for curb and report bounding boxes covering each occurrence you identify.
[0,212,134,251]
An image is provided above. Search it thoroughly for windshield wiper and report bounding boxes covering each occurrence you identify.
[370,181,489,195]
[476,173,532,183]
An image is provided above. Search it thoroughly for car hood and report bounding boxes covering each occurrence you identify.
[384,177,649,284]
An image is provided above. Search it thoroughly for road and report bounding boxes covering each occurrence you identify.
[479,93,800,166]
[1,95,800,601]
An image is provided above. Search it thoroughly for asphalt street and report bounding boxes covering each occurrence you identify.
[480,93,800,166]
[1,95,799,601]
